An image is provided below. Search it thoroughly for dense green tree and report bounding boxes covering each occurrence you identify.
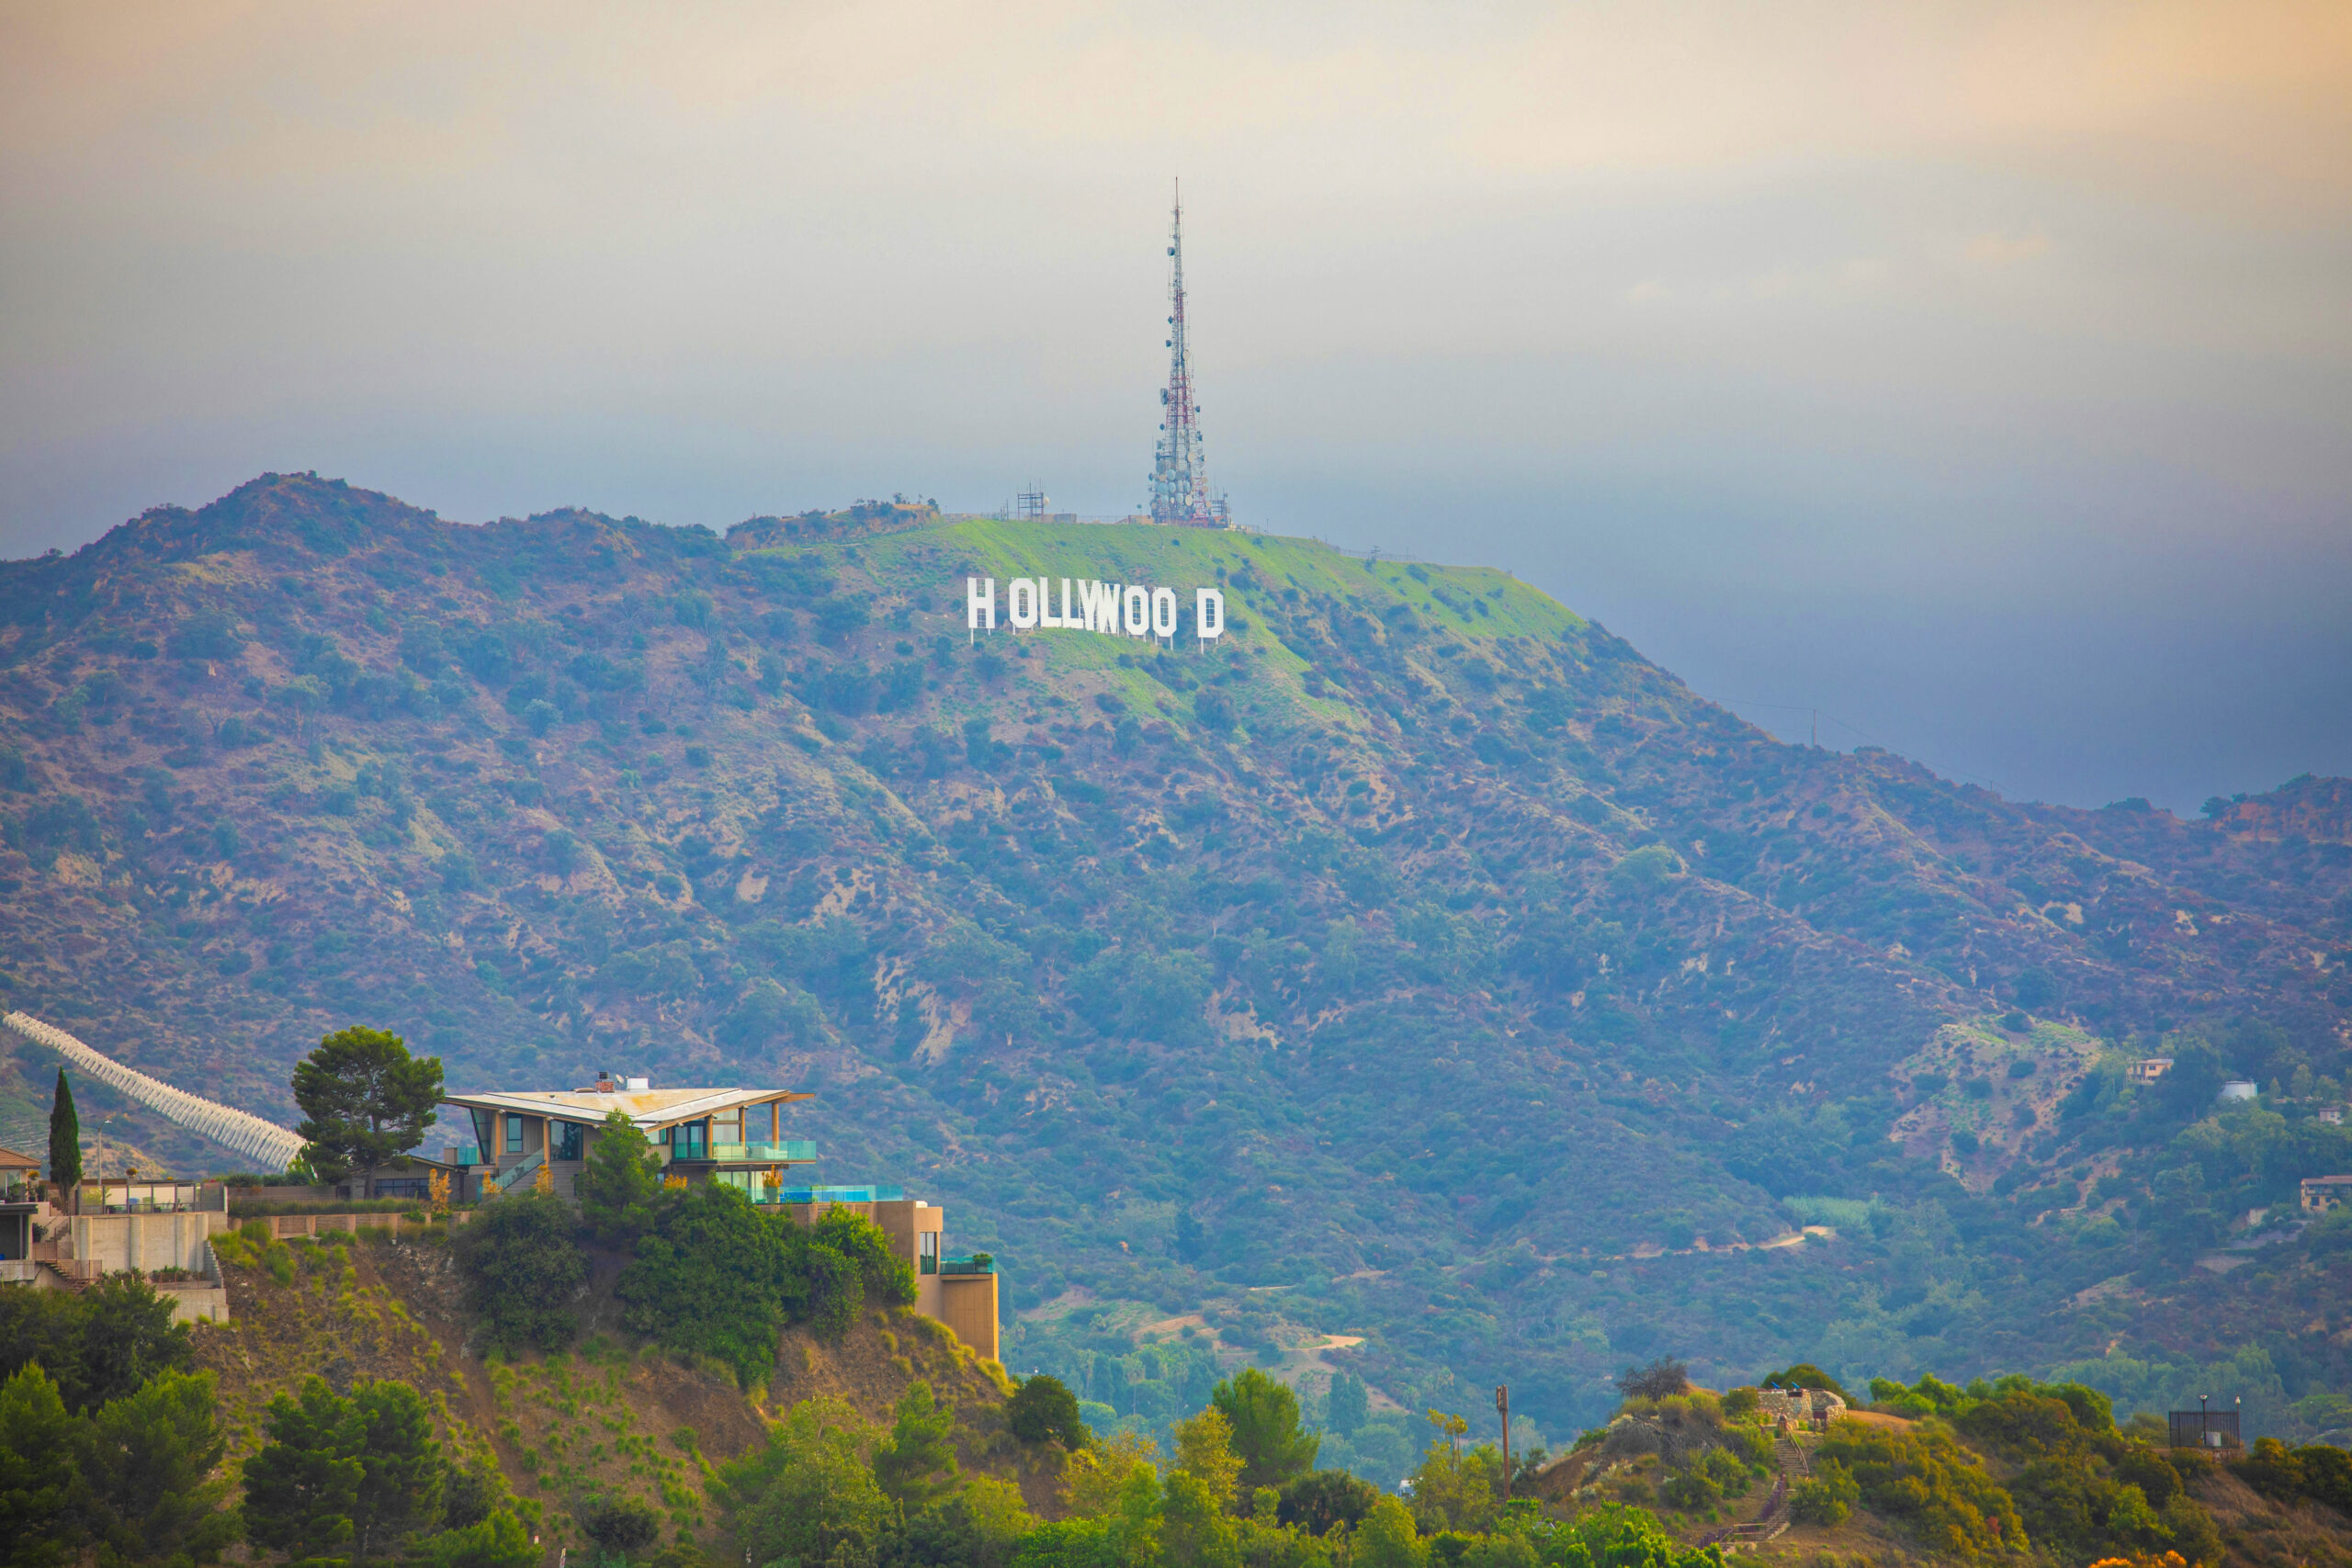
[1351,1495,1423,1568]
[1171,1407,1243,1515]
[719,1395,892,1568]
[0,1364,76,1568]
[44,1070,77,1193]
[1543,1504,1723,1568]
[244,1376,447,1565]
[421,1509,539,1568]
[1618,1358,1691,1399]
[1756,1363,1852,1402]
[69,1275,194,1416]
[1325,1373,1367,1438]
[1274,1470,1377,1537]
[577,1108,663,1246]
[1788,1461,1858,1526]
[1157,1469,1238,1568]
[2157,1042,2230,1122]
[618,1187,915,1383]
[807,1203,920,1327]
[242,1377,364,1562]
[880,1495,986,1568]
[350,1380,446,1561]
[438,1459,503,1532]
[874,1380,960,1517]
[77,1367,239,1563]
[1007,1375,1090,1450]
[0,1274,190,1416]
[1209,1368,1318,1495]
[575,1495,661,1562]
[1405,1431,1506,1537]
[291,1026,444,1183]
[453,1190,585,1352]
[619,1183,795,1382]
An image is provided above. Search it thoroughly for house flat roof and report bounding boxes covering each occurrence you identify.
[441,1088,811,1129]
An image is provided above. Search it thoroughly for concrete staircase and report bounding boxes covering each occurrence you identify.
[1701,1438,1806,1551]
[38,1258,100,1291]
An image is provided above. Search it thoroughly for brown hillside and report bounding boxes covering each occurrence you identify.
[192,1224,1058,1558]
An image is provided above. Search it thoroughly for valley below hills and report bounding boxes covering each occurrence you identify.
[3,472,2350,1448]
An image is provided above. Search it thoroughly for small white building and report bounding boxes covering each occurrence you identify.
[1758,1386,1847,1428]
[2219,1080,2259,1103]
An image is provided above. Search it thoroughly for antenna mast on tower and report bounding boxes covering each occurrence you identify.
[1149,181,1228,527]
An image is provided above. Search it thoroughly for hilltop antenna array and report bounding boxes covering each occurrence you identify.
[1148,181,1230,528]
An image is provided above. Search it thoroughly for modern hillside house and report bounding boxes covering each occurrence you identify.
[435,1075,820,1202]
[435,1075,1000,1360]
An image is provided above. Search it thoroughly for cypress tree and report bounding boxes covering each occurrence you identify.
[47,1068,81,1191]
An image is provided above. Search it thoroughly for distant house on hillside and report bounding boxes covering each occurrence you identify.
[2126,1058,2174,1085]
[0,1147,40,1263]
[1758,1386,1846,1430]
[435,1074,1000,1359]
[2301,1175,2352,1215]
[436,1075,819,1205]
[2219,1080,2259,1102]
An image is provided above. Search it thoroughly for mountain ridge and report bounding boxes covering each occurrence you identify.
[3,472,2348,1441]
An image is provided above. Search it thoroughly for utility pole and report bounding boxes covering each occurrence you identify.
[1496,1384,1511,1500]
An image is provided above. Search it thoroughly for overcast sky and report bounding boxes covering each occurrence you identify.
[4,2,2346,812]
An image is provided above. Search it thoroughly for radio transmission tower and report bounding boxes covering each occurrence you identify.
[1148,182,1228,527]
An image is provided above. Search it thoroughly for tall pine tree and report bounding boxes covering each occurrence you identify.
[46,1069,80,1192]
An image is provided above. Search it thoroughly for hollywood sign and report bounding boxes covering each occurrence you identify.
[967,577,1226,643]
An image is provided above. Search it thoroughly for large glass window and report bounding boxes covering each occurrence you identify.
[674,1121,707,1160]
[503,1116,524,1154]
[713,1110,741,1146]
[551,1121,583,1161]
[920,1232,939,1275]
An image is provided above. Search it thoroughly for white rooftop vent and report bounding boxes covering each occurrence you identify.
[624,1076,651,1091]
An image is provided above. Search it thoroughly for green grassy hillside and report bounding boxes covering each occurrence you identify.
[3,474,2350,1445]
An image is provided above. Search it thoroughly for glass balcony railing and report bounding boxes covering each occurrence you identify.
[940,1256,996,1275]
[765,1184,905,1204]
[443,1146,482,1167]
[707,1141,820,1164]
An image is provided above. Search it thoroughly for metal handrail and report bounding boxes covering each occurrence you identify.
[490,1148,547,1194]
[707,1141,819,1163]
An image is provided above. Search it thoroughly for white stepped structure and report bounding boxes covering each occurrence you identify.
[4,1011,305,1172]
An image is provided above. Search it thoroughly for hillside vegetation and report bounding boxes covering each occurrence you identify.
[10,1252,2350,1568]
[3,475,2351,1442]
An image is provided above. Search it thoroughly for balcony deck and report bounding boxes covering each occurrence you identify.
[685,1140,820,1166]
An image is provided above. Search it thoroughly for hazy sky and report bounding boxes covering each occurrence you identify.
[4,2,2347,812]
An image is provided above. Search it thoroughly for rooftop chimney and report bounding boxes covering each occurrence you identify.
[624,1076,650,1091]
